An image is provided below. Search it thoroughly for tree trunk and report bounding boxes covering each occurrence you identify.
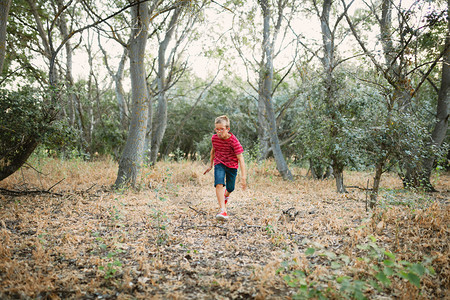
[414,0,450,191]
[115,2,150,187]
[370,161,384,208]
[309,158,324,179]
[99,39,129,131]
[257,93,270,161]
[116,49,129,130]
[56,0,86,148]
[0,138,38,181]
[0,0,11,74]
[150,7,183,165]
[259,0,293,180]
[332,161,346,193]
[320,0,346,192]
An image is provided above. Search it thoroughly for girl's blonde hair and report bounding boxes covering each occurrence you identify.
[215,115,230,128]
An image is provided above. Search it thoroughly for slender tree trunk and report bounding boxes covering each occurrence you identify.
[99,38,129,131]
[257,91,270,161]
[86,33,99,152]
[115,2,150,187]
[56,0,86,148]
[259,0,293,180]
[116,50,129,130]
[257,58,270,161]
[150,8,183,165]
[0,0,11,74]
[370,161,384,208]
[320,0,346,192]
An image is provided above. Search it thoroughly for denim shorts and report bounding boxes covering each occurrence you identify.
[214,163,238,193]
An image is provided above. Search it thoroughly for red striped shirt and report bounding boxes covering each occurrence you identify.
[212,133,244,169]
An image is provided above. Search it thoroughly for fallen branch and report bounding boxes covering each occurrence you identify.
[178,224,228,230]
[0,187,63,197]
[345,185,373,191]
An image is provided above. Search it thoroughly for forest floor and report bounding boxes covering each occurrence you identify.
[0,157,448,299]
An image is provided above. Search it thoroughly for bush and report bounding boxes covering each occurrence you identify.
[0,88,59,179]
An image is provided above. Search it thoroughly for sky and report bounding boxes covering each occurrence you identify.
[69,0,439,87]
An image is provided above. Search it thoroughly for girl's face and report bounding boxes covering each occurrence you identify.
[215,123,230,139]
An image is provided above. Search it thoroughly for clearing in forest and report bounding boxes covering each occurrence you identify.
[0,158,448,299]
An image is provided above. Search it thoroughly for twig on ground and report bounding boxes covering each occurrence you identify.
[85,184,96,192]
[24,162,49,176]
[178,224,228,230]
[189,206,207,215]
[47,178,65,192]
[345,185,373,191]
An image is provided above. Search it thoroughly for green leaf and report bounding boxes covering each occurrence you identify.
[406,272,421,289]
[375,271,391,286]
[384,251,396,260]
[331,261,342,269]
[410,263,426,276]
[293,270,306,277]
[427,266,436,276]
[305,248,315,256]
[113,260,122,267]
[383,259,395,267]
[336,276,350,283]
[357,244,370,250]
[397,271,409,280]
[340,255,350,265]
[369,279,382,292]
[323,251,337,260]
[354,289,367,300]
[383,266,394,276]
[371,265,380,272]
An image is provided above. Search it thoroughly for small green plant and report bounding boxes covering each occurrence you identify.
[358,236,435,290]
[282,269,327,300]
[92,231,126,280]
[150,209,170,246]
[99,259,123,280]
[280,236,435,299]
[106,198,126,227]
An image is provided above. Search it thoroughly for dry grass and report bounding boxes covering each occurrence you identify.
[0,157,448,299]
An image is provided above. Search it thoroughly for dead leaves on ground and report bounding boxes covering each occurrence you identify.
[0,158,448,299]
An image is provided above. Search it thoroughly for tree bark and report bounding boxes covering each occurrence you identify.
[116,49,129,130]
[115,2,150,187]
[150,7,183,165]
[257,90,270,160]
[99,38,129,131]
[259,0,293,180]
[320,0,346,192]
[369,161,383,208]
[0,138,38,181]
[0,0,11,74]
[56,0,87,147]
